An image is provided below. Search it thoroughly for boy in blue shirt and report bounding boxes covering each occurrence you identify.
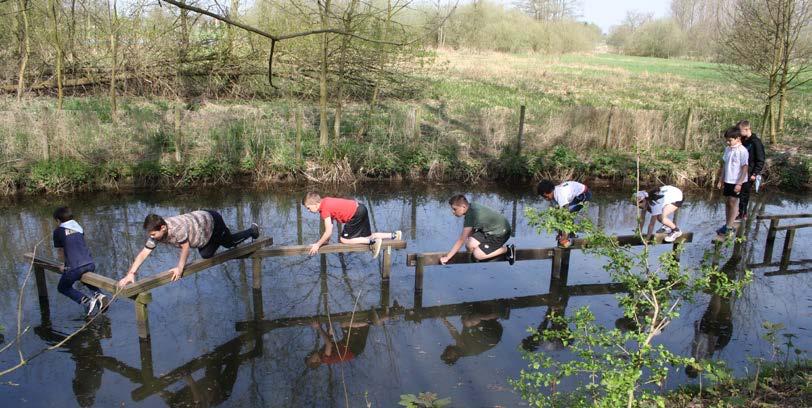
[52,207,109,316]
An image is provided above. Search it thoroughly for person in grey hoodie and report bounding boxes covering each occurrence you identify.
[52,207,108,316]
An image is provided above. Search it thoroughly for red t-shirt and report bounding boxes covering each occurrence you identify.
[319,197,358,223]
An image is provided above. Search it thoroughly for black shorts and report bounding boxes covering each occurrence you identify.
[723,183,741,197]
[341,204,372,239]
[672,200,683,208]
[471,229,510,255]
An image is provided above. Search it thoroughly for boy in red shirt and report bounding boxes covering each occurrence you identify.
[302,192,402,258]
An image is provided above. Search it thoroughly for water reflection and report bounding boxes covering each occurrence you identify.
[0,184,810,407]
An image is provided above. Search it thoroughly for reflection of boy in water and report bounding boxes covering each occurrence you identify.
[440,304,505,364]
[34,317,111,407]
[305,321,373,368]
[686,294,733,378]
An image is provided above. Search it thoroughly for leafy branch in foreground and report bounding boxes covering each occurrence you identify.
[511,206,752,407]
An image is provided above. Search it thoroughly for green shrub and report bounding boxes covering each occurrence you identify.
[28,158,94,193]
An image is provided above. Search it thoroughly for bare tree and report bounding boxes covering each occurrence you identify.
[515,0,580,21]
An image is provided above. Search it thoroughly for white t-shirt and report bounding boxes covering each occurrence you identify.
[722,144,749,184]
[648,185,683,215]
[553,181,587,208]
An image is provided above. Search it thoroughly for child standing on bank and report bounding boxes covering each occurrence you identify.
[537,180,592,248]
[302,193,401,259]
[635,185,684,242]
[52,207,108,316]
[716,127,749,238]
[440,195,515,265]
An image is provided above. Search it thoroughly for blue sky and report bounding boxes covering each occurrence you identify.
[580,0,671,32]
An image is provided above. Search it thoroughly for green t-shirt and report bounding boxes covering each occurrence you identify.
[463,203,510,237]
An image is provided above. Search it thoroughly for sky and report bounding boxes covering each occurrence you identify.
[578,0,671,32]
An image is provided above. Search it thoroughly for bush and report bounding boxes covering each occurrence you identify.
[28,158,94,193]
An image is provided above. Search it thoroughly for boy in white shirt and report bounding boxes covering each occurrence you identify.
[537,180,592,248]
[635,185,684,242]
[716,127,749,237]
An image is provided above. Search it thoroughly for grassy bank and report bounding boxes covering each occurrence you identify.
[666,361,811,407]
[0,51,810,195]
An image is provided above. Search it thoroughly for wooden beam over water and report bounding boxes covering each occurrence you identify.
[23,253,120,294]
[756,213,812,220]
[254,239,406,257]
[405,232,693,267]
[120,237,273,298]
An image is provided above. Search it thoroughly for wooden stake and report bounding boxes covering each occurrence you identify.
[682,107,693,150]
[780,229,796,271]
[252,257,262,290]
[134,292,152,339]
[34,265,50,316]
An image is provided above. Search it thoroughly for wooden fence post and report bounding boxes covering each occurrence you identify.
[763,218,778,264]
[414,254,424,311]
[683,107,693,150]
[382,247,392,279]
[252,257,262,290]
[517,105,525,156]
[413,106,421,144]
[604,106,615,149]
[139,336,154,382]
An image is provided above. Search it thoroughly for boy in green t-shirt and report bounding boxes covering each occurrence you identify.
[440,195,515,265]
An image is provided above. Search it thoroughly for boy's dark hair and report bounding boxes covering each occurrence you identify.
[536,180,556,196]
[53,207,73,222]
[736,120,750,129]
[302,192,321,206]
[647,188,663,203]
[723,127,741,139]
[143,214,167,231]
[448,194,469,206]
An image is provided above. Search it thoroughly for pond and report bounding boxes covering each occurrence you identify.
[0,183,809,407]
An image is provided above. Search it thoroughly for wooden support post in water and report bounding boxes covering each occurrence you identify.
[764,218,778,264]
[380,277,390,310]
[414,254,425,311]
[382,246,392,279]
[252,288,264,321]
[139,336,154,382]
[34,265,50,317]
[683,107,693,150]
[551,248,570,280]
[252,257,262,290]
[134,292,152,339]
[780,229,796,271]
[516,105,525,156]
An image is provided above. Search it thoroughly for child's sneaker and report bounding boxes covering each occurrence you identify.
[664,229,682,243]
[506,244,516,266]
[93,292,110,314]
[371,239,383,259]
[715,225,728,236]
[82,295,99,317]
[393,230,403,241]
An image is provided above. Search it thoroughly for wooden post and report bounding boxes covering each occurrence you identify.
[138,336,154,382]
[295,107,302,162]
[511,198,518,237]
[516,105,525,156]
[252,288,264,321]
[410,194,417,240]
[134,292,152,339]
[382,246,392,279]
[34,265,50,317]
[604,106,615,149]
[682,107,693,150]
[252,257,262,290]
[380,277,390,310]
[551,248,563,279]
[764,218,778,264]
[779,228,796,271]
[413,106,421,144]
[296,203,303,245]
[173,104,183,162]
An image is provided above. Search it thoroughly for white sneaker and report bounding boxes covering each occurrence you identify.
[84,296,99,317]
[371,239,383,259]
[94,292,110,314]
[393,230,403,241]
[664,229,683,243]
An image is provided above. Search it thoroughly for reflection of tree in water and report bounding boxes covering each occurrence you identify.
[34,317,111,407]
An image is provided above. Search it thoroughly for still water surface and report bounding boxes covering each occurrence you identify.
[0,183,809,407]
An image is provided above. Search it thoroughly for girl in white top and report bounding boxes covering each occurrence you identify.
[636,185,684,242]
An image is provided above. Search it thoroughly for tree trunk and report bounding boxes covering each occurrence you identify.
[333,0,359,141]
[357,0,392,139]
[177,0,190,98]
[48,0,64,109]
[318,0,332,148]
[109,0,119,118]
[15,0,30,102]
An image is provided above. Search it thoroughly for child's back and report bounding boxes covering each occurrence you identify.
[53,219,94,270]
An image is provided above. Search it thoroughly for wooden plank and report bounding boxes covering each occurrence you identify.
[405,233,693,267]
[756,213,812,220]
[406,247,554,267]
[765,267,812,277]
[774,223,812,231]
[120,237,273,298]
[23,253,120,294]
[254,239,406,257]
[747,259,812,269]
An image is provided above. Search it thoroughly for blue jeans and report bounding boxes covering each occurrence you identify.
[58,263,100,304]
[568,190,592,213]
